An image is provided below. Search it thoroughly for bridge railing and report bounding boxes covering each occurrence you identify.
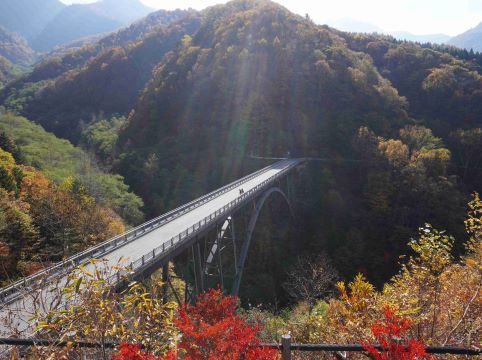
[0,160,291,305]
[121,159,301,282]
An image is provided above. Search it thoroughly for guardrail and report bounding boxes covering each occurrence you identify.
[0,159,296,305]
[121,159,301,282]
[0,335,479,357]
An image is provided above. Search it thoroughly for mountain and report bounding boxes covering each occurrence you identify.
[325,18,383,33]
[115,0,410,213]
[86,0,154,24]
[0,0,65,42]
[48,8,191,56]
[0,0,154,53]
[31,4,124,52]
[0,10,199,141]
[449,22,482,52]
[324,20,450,45]
[0,26,36,66]
[389,31,450,44]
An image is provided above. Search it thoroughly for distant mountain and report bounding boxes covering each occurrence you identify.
[87,0,154,24]
[32,0,154,52]
[389,31,450,44]
[0,0,65,42]
[49,8,191,56]
[324,18,450,45]
[0,0,154,53]
[0,27,35,66]
[325,18,383,33]
[449,22,482,52]
[31,5,123,52]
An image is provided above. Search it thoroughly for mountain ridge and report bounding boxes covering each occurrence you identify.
[449,22,482,52]
[0,0,154,53]
[0,0,65,42]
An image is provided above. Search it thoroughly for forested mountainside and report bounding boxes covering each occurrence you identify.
[449,21,482,52]
[0,27,35,67]
[0,113,143,224]
[0,112,144,284]
[0,12,200,142]
[0,57,19,88]
[0,0,481,305]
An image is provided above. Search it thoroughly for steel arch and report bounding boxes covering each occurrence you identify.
[232,186,292,296]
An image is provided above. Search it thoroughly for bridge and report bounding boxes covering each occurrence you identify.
[0,158,303,336]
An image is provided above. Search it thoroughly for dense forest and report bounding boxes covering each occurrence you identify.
[0,112,143,284]
[0,0,481,310]
[0,57,20,88]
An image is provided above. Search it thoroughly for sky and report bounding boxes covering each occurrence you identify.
[60,0,482,36]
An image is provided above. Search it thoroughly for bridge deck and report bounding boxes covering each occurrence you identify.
[0,159,301,336]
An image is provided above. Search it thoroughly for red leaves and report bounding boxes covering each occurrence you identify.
[362,306,433,360]
[111,289,278,360]
[174,288,277,360]
[111,343,160,360]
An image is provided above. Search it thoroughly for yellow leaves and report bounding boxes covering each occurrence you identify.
[336,281,346,299]
[0,148,16,170]
[378,139,409,168]
[31,260,179,356]
[75,277,83,293]
[341,274,376,313]
[408,223,453,274]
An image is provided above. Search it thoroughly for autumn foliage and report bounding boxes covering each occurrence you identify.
[173,288,278,359]
[362,306,433,360]
[112,343,160,360]
[110,288,278,360]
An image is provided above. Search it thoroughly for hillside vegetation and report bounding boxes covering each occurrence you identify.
[0,132,125,285]
[0,0,481,307]
[0,57,20,87]
[0,112,143,225]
